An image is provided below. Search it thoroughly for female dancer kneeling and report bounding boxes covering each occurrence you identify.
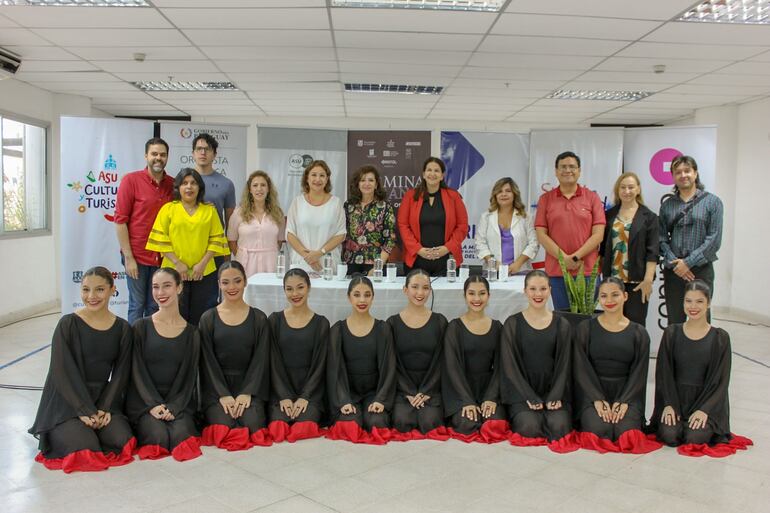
[199,261,271,450]
[573,277,660,453]
[500,270,575,450]
[388,269,448,440]
[327,275,396,443]
[30,266,135,472]
[443,276,507,443]
[649,280,752,457]
[268,269,330,442]
[126,268,202,461]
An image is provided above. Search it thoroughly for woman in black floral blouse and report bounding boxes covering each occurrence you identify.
[343,165,397,275]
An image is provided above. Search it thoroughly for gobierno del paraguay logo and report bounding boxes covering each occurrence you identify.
[66,154,121,222]
[649,147,683,186]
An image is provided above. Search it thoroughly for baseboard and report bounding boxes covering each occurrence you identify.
[0,300,60,328]
[713,306,770,326]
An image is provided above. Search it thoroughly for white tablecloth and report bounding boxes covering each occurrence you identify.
[245,273,532,323]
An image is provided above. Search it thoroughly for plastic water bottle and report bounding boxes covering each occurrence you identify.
[446,254,457,282]
[275,244,286,279]
[487,256,497,282]
[323,253,334,281]
[373,257,383,282]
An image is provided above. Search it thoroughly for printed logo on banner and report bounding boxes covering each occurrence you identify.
[288,153,314,176]
[66,154,120,221]
[649,147,683,185]
[180,128,192,139]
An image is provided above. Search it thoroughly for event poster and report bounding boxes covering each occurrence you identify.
[60,117,155,318]
[441,131,530,261]
[347,130,431,211]
[623,126,717,349]
[160,121,249,193]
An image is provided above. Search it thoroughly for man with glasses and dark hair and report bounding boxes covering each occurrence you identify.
[535,151,606,310]
[114,137,174,324]
[659,155,723,323]
[191,133,236,265]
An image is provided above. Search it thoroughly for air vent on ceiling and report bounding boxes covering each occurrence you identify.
[678,0,769,24]
[344,83,444,95]
[133,81,239,92]
[546,90,654,102]
[1,0,150,6]
[331,0,504,11]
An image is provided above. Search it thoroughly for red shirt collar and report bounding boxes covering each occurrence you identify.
[555,184,584,198]
[144,167,169,185]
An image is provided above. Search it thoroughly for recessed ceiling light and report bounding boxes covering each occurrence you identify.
[133,81,239,92]
[678,0,769,24]
[0,0,150,5]
[344,83,444,95]
[546,90,654,101]
[331,0,504,12]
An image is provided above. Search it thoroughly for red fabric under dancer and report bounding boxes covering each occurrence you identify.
[201,425,252,451]
[250,428,272,447]
[447,428,483,443]
[547,431,581,454]
[35,448,110,473]
[287,421,326,442]
[327,420,387,445]
[479,419,510,443]
[508,432,548,447]
[677,434,753,458]
[577,429,662,454]
[135,444,170,460]
[268,420,290,443]
[170,436,202,461]
[104,437,136,467]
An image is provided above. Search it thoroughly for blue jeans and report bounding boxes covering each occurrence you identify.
[123,256,159,325]
[549,277,570,311]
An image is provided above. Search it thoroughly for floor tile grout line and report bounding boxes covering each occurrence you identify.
[0,344,50,372]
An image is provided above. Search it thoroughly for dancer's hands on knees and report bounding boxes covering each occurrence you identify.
[292,398,309,419]
[340,403,356,415]
[688,410,708,430]
[661,405,678,426]
[546,400,562,410]
[526,400,543,411]
[594,400,612,423]
[480,401,497,419]
[233,394,251,419]
[610,402,628,424]
[461,404,481,422]
[219,395,237,418]
[368,401,384,413]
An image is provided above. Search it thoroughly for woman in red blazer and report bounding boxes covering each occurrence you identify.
[397,157,469,276]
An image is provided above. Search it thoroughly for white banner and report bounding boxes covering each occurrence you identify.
[60,117,155,318]
[257,127,348,218]
[440,131,530,261]
[528,128,624,268]
[623,126,717,350]
[160,121,248,191]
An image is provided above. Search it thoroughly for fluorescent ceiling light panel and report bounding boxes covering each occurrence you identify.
[678,0,769,24]
[0,0,150,5]
[547,90,654,101]
[345,83,444,94]
[331,0,504,12]
[133,81,239,92]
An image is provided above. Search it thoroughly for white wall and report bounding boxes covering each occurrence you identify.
[0,78,93,325]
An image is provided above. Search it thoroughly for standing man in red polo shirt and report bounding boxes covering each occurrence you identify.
[114,137,175,324]
[535,151,606,310]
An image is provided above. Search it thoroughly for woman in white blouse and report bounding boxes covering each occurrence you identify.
[475,177,539,274]
[286,160,346,273]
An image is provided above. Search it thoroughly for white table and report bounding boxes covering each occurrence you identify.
[245,273,532,323]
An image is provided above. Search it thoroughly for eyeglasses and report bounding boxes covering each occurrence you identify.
[194,146,212,153]
[558,165,579,171]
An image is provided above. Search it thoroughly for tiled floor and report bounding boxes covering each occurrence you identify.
[1,312,768,513]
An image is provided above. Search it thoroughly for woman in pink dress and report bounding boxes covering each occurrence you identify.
[228,171,284,277]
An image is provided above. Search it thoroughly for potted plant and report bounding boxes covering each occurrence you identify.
[556,251,601,327]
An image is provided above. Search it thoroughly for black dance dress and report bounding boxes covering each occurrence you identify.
[29,314,134,472]
[199,307,271,449]
[573,318,659,452]
[327,319,396,440]
[442,318,506,440]
[650,324,734,447]
[268,311,329,442]
[388,312,448,436]
[500,313,572,442]
[126,317,201,461]
[413,192,449,276]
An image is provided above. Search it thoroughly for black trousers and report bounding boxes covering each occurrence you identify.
[663,262,714,325]
[623,283,650,327]
[179,272,218,325]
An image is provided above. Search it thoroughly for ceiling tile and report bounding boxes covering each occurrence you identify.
[504,0,696,21]
[183,29,332,47]
[644,21,770,46]
[664,84,770,96]
[161,7,329,29]
[714,62,770,76]
[337,48,470,66]
[0,28,51,46]
[560,81,671,93]
[217,60,338,73]
[94,60,219,73]
[492,14,660,40]
[339,61,459,77]
[618,42,768,60]
[459,67,580,81]
[244,82,341,92]
[2,45,79,60]
[574,70,699,84]
[749,50,770,62]
[33,29,189,47]
[149,91,250,100]
[331,9,496,34]
[229,72,339,83]
[17,60,98,72]
[468,53,603,70]
[477,35,628,56]
[1,6,172,28]
[594,57,732,74]
[112,72,230,82]
[200,46,336,61]
[13,71,120,82]
[340,73,451,86]
[67,46,206,61]
[0,13,18,27]
[335,30,482,51]
[153,0,324,5]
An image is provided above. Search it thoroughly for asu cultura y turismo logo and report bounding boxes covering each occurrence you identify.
[66,154,120,222]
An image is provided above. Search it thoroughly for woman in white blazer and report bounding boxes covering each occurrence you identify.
[475,177,539,274]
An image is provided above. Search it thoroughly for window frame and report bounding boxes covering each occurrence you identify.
[0,109,51,239]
